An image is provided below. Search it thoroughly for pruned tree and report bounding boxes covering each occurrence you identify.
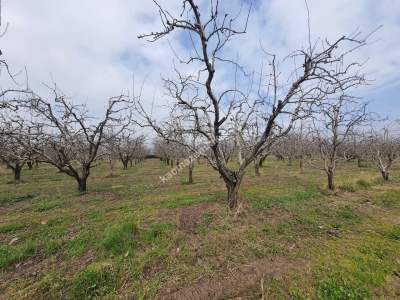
[115,129,146,170]
[15,86,131,192]
[368,121,400,181]
[339,131,369,167]
[0,116,40,181]
[309,96,369,190]
[135,0,373,208]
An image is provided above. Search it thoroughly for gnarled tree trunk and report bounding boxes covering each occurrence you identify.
[223,170,244,209]
[226,181,242,209]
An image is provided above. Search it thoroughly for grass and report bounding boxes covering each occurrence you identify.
[0,158,399,299]
[0,222,26,233]
[0,193,35,206]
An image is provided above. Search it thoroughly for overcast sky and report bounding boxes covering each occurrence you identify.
[1,0,399,118]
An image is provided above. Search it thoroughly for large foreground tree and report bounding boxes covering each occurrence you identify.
[135,0,372,209]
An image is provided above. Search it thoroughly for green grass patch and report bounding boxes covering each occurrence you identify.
[0,193,35,206]
[252,187,318,210]
[72,261,117,299]
[159,194,216,209]
[0,240,37,269]
[0,222,26,233]
[356,179,371,189]
[102,222,138,255]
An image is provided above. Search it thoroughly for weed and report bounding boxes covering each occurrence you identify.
[102,222,138,255]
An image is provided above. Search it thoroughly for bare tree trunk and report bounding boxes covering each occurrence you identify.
[357,158,362,168]
[299,157,304,173]
[288,156,293,166]
[259,156,266,167]
[226,181,242,209]
[14,163,23,181]
[223,172,243,209]
[122,159,129,170]
[108,158,115,176]
[381,170,389,181]
[77,177,87,192]
[27,161,33,170]
[188,162,194,184]
[255,161,260,176]
[327,170,335,190]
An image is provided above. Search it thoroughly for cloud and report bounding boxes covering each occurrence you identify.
[1,0,399,118]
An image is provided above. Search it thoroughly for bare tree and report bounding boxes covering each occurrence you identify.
[309,96,368,190]
[0,116,40,181]
[368,121,400,181]
[14,86,131,192]
[115,129,146,170]
[135,0,372,208]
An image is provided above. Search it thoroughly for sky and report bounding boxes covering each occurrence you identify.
[1,0,399,119]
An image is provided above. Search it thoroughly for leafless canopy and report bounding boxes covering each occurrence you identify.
[8,84,132,191]
[135,0,374,208]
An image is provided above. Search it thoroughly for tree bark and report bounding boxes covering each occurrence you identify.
[226,181,242,209]
[381,170,389,181]
[255,161,260,176]
[122,159,129,170]
[77,177,87,192]
[327,170,335,190]
[14,164,23,181]
[259,156,266,167]
[188,163,194,184]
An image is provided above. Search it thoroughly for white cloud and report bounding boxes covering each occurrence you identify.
[1,0,399,117]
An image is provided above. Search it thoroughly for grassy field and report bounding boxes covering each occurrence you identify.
[0,158,399,299]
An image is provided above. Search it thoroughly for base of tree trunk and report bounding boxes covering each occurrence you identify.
[78,179,87,192]
[381,171,389,181]
[226,182,241,209]
[188,166,194,184]
[327,172,335,191]
[14,167,22,181]
[255,163,260,176]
